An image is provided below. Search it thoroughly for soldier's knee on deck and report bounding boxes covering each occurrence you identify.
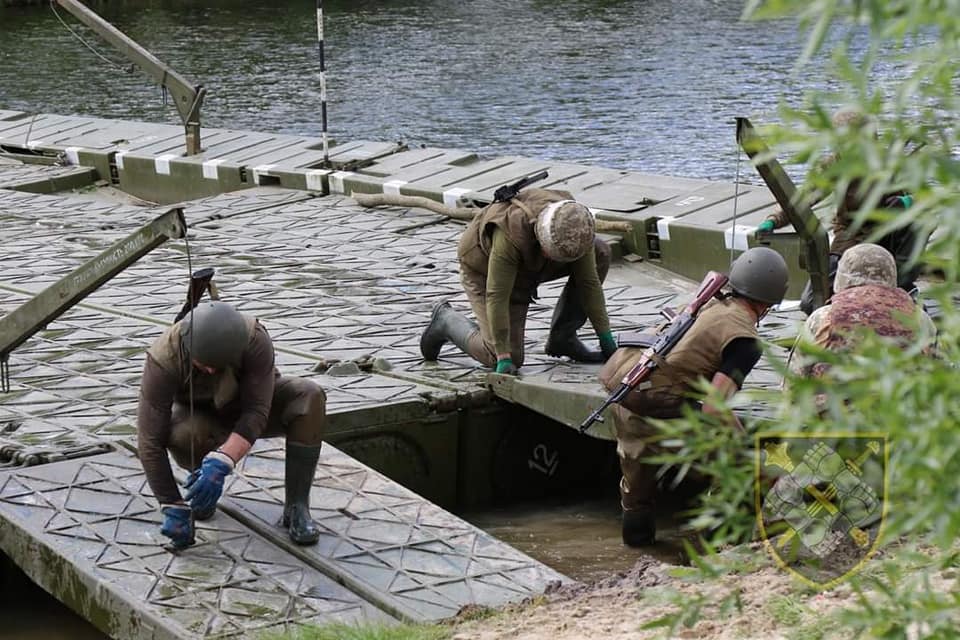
[168,405,229,471]
[284,379,326,446]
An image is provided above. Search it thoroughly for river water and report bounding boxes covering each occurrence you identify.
[0,1,893,637]
[0,0,861,181]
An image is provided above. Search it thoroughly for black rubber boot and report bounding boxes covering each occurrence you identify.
[419,302,480,360]
[622,507,656,547]
[282,442,322,545]
[544,280,603,362]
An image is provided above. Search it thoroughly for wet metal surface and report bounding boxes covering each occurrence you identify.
[0,186,599,635]
[0,156,96,193]
[227,441,567,621]
[0,181,805,635]
[0,451,393,638]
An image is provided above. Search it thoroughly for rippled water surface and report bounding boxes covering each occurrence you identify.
[0,0,861,181]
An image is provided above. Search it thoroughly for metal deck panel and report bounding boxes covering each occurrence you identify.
[363,148,479,176]
[0,160,96,192]
[0,451,394,639]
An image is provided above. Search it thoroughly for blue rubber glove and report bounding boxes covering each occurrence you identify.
[184,450,234,516]
[598,331,618,360]
[495,358,518,375]
[160,505,195,550]
[757,220,776,234]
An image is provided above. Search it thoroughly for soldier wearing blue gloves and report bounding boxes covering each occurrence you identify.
[137,301,327,550]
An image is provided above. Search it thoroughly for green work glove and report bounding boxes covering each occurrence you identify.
[757,220,776,234]
[598,331,618,360]
[881,195,913,209]
[495,358,518,375]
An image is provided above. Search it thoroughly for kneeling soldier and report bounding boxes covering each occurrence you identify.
[137,301,326,550]
[421,188,617,373]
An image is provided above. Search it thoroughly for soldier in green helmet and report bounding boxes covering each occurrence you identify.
[420,188,617,374]
[598,246,790,546]
[136,301,327,550]
[756,107,926,315]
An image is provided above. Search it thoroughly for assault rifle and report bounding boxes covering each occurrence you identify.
[174,267,217,322]
[492,170,549,203]
[579,270,730,433]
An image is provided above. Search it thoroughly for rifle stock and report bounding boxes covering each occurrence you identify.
[579,271,729,433]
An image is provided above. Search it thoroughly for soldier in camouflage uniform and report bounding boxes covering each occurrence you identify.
[756,107,926,314]
[420,188,617,374]
[790,243,936,382]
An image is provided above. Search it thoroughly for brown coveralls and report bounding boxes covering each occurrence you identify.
[599,298,757,511]
[136,315,325,505]
[457,188,611,367]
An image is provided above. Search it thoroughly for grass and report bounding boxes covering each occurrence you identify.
[766,594,810,627]
[261,621,452,640]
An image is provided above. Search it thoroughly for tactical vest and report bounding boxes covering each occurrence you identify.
[146,314,258,410]
[457,188,575,281]
[600,297,758,414]
[808,285,917,378]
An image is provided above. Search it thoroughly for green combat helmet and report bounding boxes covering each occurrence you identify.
[729,246,790,305]
[534,200,596,263]
[833,243,897,291]
[180,301,250,369]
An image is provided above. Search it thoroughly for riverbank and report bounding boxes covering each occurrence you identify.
[296,538,953,640]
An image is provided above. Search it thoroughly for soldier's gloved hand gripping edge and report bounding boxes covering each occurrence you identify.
[185,449,235,517]
[160,504,195,550]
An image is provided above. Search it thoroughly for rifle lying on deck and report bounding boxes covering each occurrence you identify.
[579,270,730,433]
[492,170,549,203]
[174,267,218,322]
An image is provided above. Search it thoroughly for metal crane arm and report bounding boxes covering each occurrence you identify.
[54,0,206,155]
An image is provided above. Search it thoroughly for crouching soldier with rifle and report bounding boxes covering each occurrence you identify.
[590,247,789,546]
[137,300,327,550]
[420,174,617,373]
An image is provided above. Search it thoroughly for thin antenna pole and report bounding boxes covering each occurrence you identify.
[731,141,742,266]
[316,0,329,166]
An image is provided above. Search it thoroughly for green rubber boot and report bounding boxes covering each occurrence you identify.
[419,301,479,360]
[282,442,322,545]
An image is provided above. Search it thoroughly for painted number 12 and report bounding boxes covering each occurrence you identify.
[528,444,559,477]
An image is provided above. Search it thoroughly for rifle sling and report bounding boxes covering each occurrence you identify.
[510,197,537,219]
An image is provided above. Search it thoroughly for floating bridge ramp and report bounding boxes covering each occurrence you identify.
[0,112,804,638]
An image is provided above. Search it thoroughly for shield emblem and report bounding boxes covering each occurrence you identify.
[755,433,887,588]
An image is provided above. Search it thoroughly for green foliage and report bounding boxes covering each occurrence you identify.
[766,594,811,626]
[261,621,451,640]
[644,0,960,635]
[641,588,743,635]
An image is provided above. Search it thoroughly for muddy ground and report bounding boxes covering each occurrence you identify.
[446,541,957,640]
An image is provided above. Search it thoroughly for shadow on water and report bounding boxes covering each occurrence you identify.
[0,553,107,640]
[463,495,698,583]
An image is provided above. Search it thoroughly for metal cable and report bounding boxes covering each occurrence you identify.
[49,1,129,72]
[23,113,37,148]
[183,233,196,475]
[316,0,330,166]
